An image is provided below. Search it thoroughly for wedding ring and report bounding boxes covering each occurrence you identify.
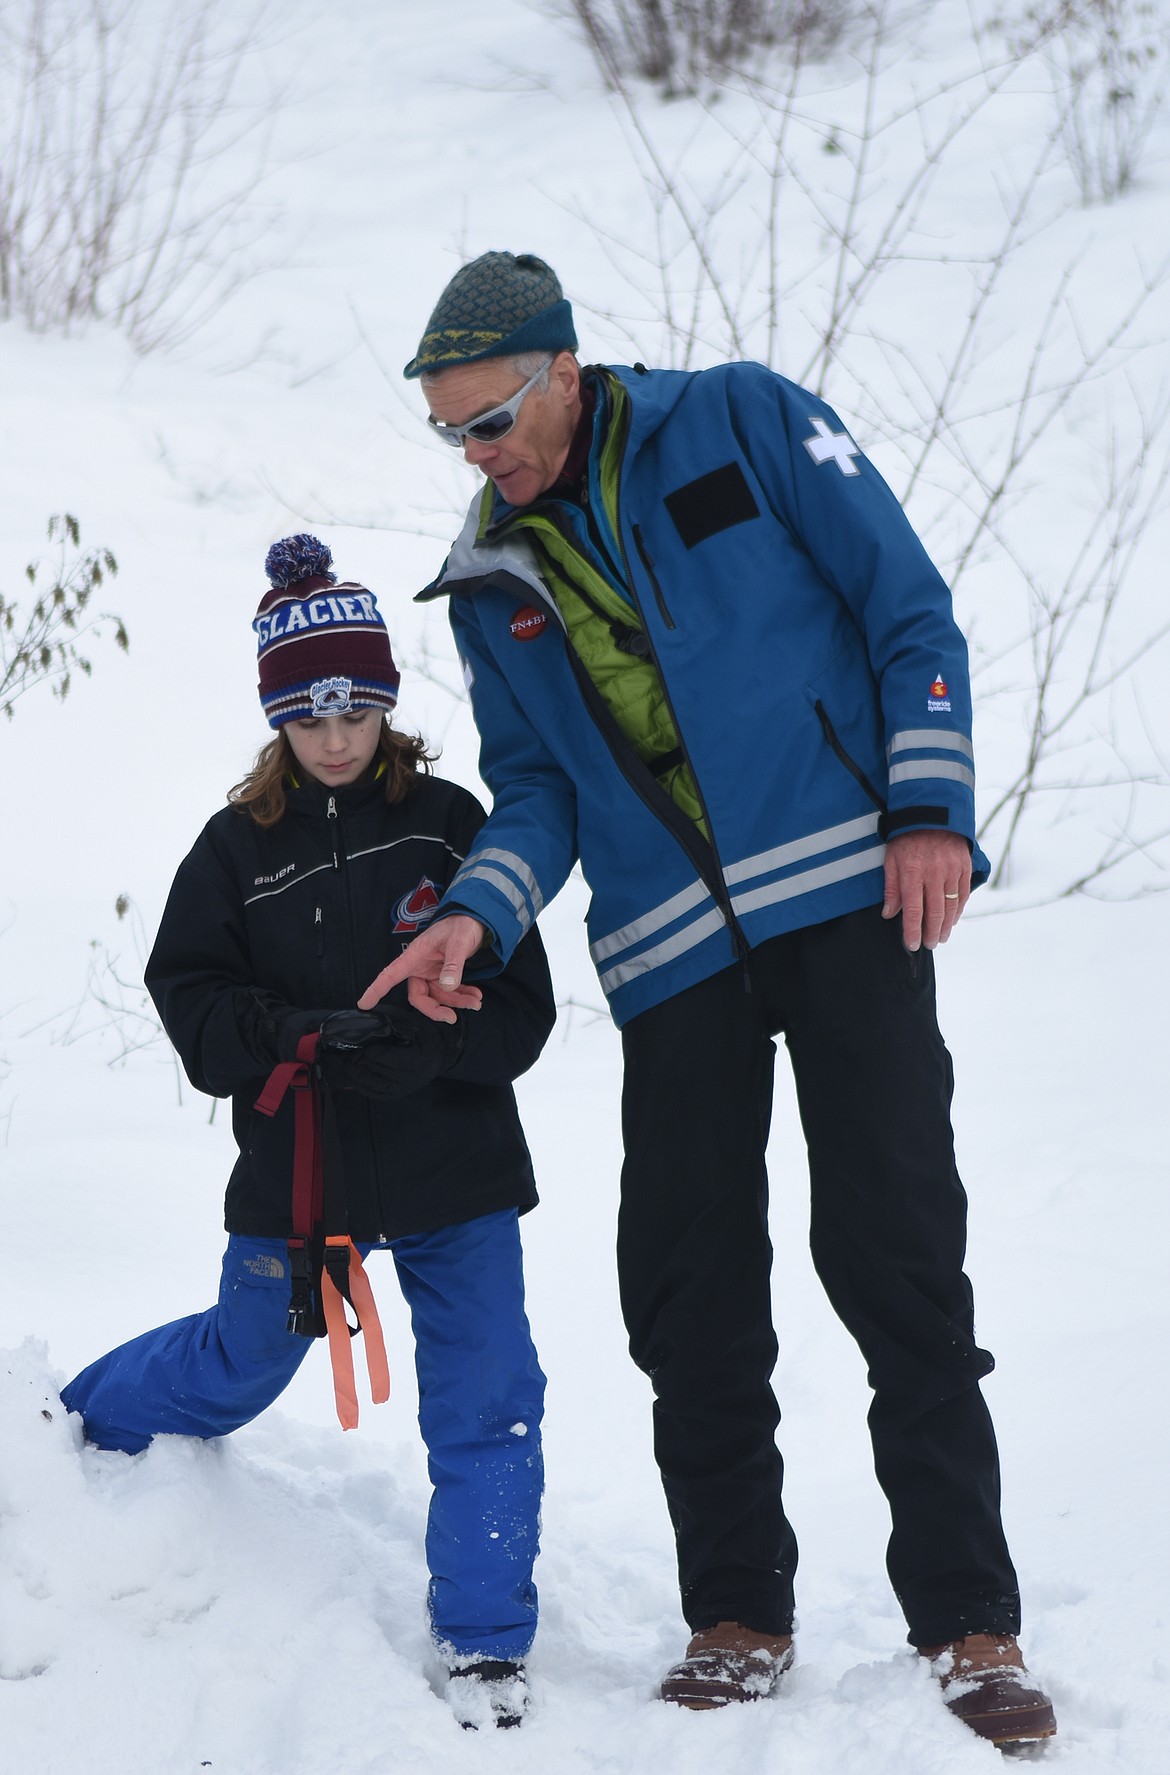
[943,892,959,900]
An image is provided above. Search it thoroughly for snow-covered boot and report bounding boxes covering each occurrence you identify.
[919,1633,1056,1746]
[446,1658,529,1730]
[659,1621,794,1709]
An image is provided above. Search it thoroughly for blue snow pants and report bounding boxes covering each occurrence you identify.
[61,1209,545,1660]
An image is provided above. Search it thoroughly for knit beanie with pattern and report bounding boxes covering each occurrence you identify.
[403,251,576,379]
[254,535,400,728]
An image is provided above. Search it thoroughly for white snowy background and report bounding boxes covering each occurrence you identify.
[1,1,1167,1770]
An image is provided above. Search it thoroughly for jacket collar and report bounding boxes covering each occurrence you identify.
[284,763,388,817]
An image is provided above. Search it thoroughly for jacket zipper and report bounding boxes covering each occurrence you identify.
[813,701,887,813]
[631,523,675,630]
[611,518,750,963]
[578,477,628,589]
[487,389,746,961]
[509,494,750,963]
[587,385,735,941]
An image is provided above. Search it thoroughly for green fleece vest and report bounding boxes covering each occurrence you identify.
[482,377,707,834]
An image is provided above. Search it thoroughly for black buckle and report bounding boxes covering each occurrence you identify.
[286,1240,316,1338]
[324,1240,360,1339]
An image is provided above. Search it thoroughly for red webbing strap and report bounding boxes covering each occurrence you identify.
[256,1036,325,1338]
[254,1034,323,1240]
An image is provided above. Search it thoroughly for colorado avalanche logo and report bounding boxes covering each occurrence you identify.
[311,675,354,714]
[393,876,442,933]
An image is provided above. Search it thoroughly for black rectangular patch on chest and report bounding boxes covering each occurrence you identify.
[663,462,761,550]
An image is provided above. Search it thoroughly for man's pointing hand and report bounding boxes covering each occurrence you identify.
[359,914,487,1023]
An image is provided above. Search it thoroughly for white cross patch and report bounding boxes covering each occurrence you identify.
[803,416,861,476]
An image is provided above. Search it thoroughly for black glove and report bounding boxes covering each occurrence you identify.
[238,990,322,1071]
[316,1006,465,1101]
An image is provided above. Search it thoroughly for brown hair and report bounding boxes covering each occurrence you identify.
[228,719,436,827]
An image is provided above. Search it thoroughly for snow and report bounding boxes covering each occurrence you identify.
[2,0,1169,1768]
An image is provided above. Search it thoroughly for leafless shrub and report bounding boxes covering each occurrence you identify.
[969,388,1170,890]
[559,0,861,94]
[568,0,1170,896]
[1055,2,1167,201]
[1,515,127,720]
[0,0,281,351]
[51,894,188,1104]
[995,1,1168,203]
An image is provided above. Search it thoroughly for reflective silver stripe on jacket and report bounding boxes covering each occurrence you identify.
[595,819,886,998]
[730,844,886,918]
[888,728,974,761]
[469,848,545,917]
[887,758,976,790]
[589,878,714,966]
[244,860,333,906]
[449,847,545,935]
[591,813,880,972]
[453,866,533,933]
[724,813,880,887]
[348,834,466,867]
[598,906,729,997]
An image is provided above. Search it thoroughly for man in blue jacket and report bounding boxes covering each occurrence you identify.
[363,251,1055,1746]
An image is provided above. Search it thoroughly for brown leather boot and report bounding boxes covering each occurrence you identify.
[919,1633,1057,1745]
[660,1621,795,1709]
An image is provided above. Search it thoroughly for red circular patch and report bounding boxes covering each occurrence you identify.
[930,676,948,697]
[510,605,548,642]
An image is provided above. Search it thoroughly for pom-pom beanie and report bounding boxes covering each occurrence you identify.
[253,535,400,728]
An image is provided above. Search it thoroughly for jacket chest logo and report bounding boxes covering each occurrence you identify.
[393,876,442,932]
[253,863,296,887]
[510,604,548,641]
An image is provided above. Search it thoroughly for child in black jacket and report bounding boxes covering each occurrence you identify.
[62,536,555,1728]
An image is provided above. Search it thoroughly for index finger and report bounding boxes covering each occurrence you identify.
[359,952,412,1010]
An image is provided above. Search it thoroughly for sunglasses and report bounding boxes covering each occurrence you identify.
[427,359,553,449]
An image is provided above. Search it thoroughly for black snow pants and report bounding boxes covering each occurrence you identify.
[617,903,1021,1647]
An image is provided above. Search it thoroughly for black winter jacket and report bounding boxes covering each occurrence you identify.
[145,769,555,1241]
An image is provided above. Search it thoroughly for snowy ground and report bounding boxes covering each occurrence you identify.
[2,2,1168,1770]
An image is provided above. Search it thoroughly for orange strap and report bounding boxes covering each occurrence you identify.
[320,1236,391,1430]
[342,1242,391,1406]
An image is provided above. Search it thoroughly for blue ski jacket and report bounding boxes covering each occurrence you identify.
[420,361,990,1028]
